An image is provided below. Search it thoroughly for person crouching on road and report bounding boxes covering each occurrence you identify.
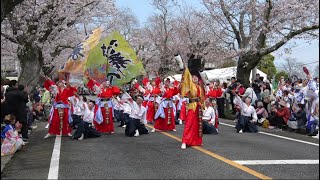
[82,99,101,139]
[233,92,258,133]
[69,95,85,140]
[125,96,148,137]
[202,99,218,134]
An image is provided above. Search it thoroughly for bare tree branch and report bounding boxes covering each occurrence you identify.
[256,0,272,49]
[259,25,319,56]
[1,32,18,44]
[219,0,242,48]
[239,10,246,48]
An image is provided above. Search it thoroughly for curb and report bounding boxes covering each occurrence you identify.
[1,155,13,173]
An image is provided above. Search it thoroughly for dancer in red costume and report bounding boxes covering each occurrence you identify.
[86,76,120,134]
[180,68,203,149]
[134,77,153,107]
[152,78,179,132]
[206,82,217,101]
[43,76,77,138]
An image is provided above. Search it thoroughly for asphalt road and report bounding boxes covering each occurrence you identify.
[1,118,319,179]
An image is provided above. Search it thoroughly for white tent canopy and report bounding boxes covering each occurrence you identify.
[166,74,182,82]
[204,66,267,82]
[167,67,267,83]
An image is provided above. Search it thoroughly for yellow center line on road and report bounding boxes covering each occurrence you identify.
[146,124,272,180]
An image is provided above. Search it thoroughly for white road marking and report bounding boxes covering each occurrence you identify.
[234,160,319,165]
[220,122,235,127]
[48,134,62,180]
[258,131,319,146]
[219,122,319,147]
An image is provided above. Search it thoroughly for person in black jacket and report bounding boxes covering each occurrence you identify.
[1,80,19,118]
[17,85,29,141]
[295,104,307,131]
[227,77,237,114]
[2,81,29,141]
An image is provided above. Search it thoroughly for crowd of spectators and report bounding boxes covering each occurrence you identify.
[218,73,319,138]
[1,79,51,156]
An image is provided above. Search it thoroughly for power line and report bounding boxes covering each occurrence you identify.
[276,60,319,69]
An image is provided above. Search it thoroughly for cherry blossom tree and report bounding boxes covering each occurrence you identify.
[202,0,319,86]
[132,0,237,77]
[1,0,117,90]
[173,4,235,68]
[144,0,176,77]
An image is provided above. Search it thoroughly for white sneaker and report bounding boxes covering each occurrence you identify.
[216,129,219,132]
[78,133,84,140]
[67,133,72,137]
[239,129,243,133]
[181,143,186,149]
[268,126,275,129]
[31,125,37,130]
[45,124,49,129]
[134,130,140,137]
[44,133,53,138]
[179,120,183,125]
[151,128,156,133]
[122,125,127,128]
[233,119,238,123]
[172,129,177,132]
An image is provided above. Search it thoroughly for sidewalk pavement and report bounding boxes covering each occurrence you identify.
[1,121,42,174]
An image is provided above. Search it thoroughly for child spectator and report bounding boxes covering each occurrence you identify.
[1,115,25,156]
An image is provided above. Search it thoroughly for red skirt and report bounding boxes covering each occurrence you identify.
[142,101,148,107]
[93,106,114,133]
[182,107,202,146]
[179,102,187,121]
[154,117,165,130]
[48,108,72,135]
[215,114,219,129]
[146,101,155,123]
[154,107,175,131]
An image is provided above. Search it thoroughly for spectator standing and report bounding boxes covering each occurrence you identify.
[227,77,237,114]
[17,85,30,141]
[41,88,51,119]
[240,84,257,106]
[32,87,41,103]
[2,81,29,141]
[216,80,225,118]
[253,73,262,101]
